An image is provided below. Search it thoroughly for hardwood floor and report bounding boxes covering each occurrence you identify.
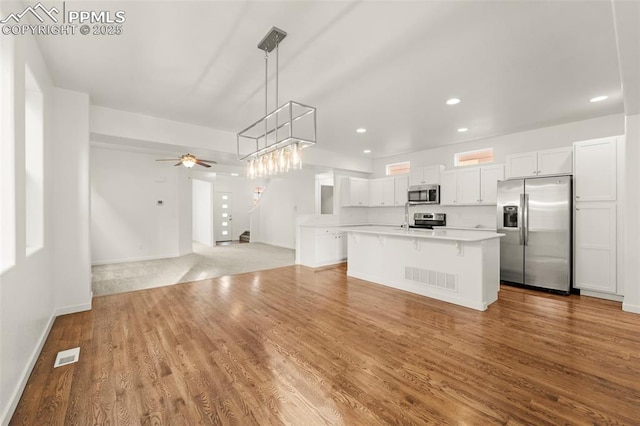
[11,264,640,425]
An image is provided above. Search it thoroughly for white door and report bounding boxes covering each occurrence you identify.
[215,192,233,242]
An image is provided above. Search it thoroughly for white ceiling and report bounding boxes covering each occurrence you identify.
[34,0,638,159]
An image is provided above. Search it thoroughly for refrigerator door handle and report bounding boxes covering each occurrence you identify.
[519,194,525,246]
[523,193,529,246]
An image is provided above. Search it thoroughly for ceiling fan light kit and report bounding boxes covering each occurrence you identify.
[237,26,317,179]
[156,153,216,168]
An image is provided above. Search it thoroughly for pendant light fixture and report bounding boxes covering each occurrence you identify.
[237,27,317,179]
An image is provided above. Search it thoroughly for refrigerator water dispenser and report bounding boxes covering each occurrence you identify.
[503,206,518,228]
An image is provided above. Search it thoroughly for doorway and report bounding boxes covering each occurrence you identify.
[215,192,233,242]
[192,179,214,247]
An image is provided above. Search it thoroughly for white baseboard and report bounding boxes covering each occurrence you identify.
[92,254,178,266]
[622,302,640,314]
[579,289,624,302]
[1,293,94,425]
[1,313,55,426]
[54,294,92,316]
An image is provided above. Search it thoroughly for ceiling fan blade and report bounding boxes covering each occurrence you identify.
[195,160,212,168]
[197,159,218,164]
[156,159,180,161]
[174,162,182,166]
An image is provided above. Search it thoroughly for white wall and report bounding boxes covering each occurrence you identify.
[0,27,91,423]
[51,88,92,314]
[623,114,640,313]
[372,114,625,176]
[90,146,193,264]
[252,170,317,249]
[192,179,214,246]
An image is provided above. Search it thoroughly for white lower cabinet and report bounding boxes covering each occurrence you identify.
[574,202,617,293]
[299,227,347,267]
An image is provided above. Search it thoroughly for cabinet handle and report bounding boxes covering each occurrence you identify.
[576,195,580,199]
[576,208,580,211]
[533,171,537,174]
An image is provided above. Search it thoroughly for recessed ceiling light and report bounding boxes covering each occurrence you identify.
[363,149,371,154]
[231,173,239,176]
[590,95,608,103]
[356,128,367,133]
[457,127,468,133]
[446,98,461,105]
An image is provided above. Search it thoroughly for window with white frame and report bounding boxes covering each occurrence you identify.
[24,64,44,255]
[386,161,410,176]
[454,148,494,167]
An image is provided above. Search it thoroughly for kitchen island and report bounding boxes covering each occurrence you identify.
[343,226,504,311]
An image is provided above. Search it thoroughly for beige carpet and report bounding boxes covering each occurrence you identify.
[92,242,295,296]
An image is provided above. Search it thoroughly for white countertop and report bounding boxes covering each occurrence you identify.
[341,225,504,242]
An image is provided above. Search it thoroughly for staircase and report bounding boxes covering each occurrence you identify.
[239,231,250,243]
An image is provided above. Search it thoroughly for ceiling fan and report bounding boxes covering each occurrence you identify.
[155,153,217,168]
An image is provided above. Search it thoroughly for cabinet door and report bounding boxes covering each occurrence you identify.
[368,179,383,207]
[538,147,572,176]
[507,152,538,179]
[456,168,481,205]
[440,170,457,205]
[480,165,505,205]
[336,233,347,261]
[394,176,408,206]
[574,203,616,293]
[380,178,395,206]
[409,167,425,186]
[574,137,617,202]
[315,234,336,265]
[351,178,370,206]
[422,165,443,184]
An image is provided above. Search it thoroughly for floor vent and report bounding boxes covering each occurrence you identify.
[54,347,80,368]
[405,266,458,292]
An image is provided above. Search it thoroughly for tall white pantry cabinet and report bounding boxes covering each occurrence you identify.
[573,136,621,296]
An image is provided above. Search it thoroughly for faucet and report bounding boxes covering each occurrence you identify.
[403,201,411,229]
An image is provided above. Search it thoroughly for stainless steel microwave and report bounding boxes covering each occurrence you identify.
[407,184,440,204]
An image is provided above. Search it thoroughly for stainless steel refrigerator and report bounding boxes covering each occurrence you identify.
[496,176,572,293]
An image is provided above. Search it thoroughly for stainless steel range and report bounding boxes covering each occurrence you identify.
[410,213,446,229]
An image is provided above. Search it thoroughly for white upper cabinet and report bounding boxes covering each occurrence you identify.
[409,165,445,186]
[479,165,505,205]
[394,175,409,206]
[538,147,573,176]
[456,168,481,205]
[507,152,538,178]
[440,165,504,206]
[369,178,395,207]
[340,177,370,207]
[440,170,458,205]
[574,137,617,202]
[506,147,572,179]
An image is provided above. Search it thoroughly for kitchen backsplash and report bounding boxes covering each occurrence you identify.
[367,205,498,229]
